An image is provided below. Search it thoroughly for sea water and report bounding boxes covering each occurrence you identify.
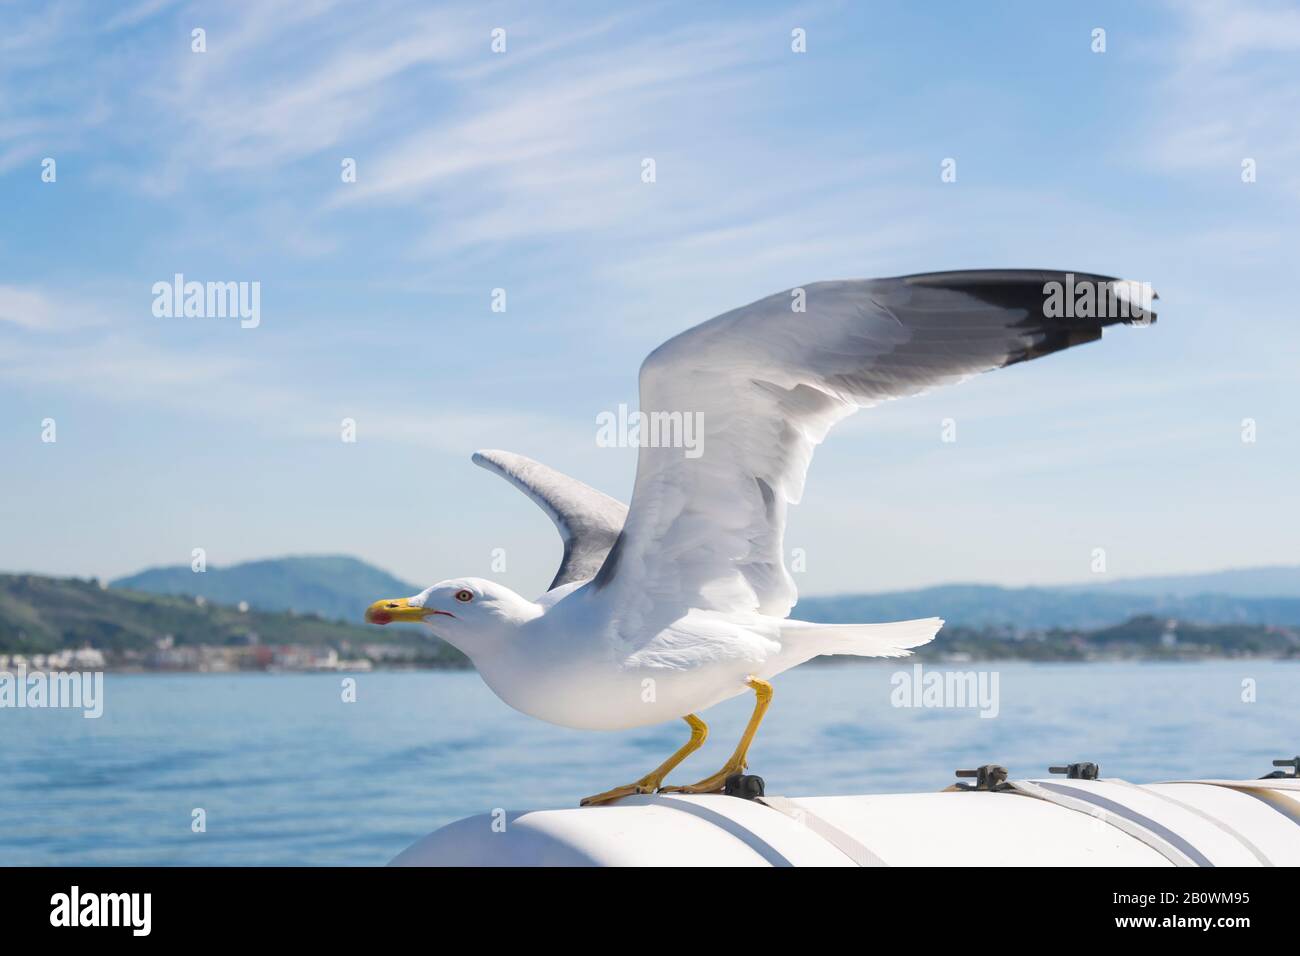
[1,660,1295,865]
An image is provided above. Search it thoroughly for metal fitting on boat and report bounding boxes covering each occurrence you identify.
[952,764,1009,791]
[1261,756,1299,779]
[1049,761,1100,780]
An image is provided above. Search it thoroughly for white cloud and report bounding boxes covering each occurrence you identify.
[0,287,582,456]
[315,5,843,267]
[0,285,108,330]
[0,286,59,329]
[1147,0,1300,195]
[101,0,180,32]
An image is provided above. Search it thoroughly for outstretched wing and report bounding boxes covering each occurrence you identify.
[591,269,1156,623]
[472,449,628,591]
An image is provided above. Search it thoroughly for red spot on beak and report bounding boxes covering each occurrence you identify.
[371,611,392,625]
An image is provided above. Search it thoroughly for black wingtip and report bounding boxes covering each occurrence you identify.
[900,268,1158,328]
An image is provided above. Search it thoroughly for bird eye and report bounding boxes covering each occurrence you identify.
[455,589,474,603]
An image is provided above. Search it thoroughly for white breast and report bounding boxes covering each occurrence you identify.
[472,607,780,731]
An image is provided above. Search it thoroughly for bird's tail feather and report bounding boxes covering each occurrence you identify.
[779,617,943,661]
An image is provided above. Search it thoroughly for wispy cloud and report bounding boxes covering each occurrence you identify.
[0,1,111,171]
[154,4,470,173]
[3,1,1296,589]
[101,0,180,33]
[0,286,580,456]
[1147,0,1300,195]
[0,284,107,330]
[0,286,60,329]
[329,8,801,260]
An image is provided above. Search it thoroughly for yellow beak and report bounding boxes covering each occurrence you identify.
[365,597,427,625]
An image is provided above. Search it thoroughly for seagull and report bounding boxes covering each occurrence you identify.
[366,270,1155,805]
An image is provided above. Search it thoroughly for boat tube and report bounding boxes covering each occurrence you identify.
[390,771,1300,867]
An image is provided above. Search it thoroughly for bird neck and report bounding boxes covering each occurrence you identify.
[443,599,543,663]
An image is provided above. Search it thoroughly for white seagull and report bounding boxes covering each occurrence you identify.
[366,270,1155,805]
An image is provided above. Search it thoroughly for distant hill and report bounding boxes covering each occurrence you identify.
[111,555,417,625]
[106,554,1300,632]
[920,614,1297,661]
[1066,565,1300,599]
[0,572,462,665]
[5,571,1293,666]
[794,583,1300,631]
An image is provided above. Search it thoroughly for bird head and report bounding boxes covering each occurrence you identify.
[365,577,539,656]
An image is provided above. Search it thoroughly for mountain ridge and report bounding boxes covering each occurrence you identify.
[793,583,1300,631]
[102,554,1300,631]
[111,555,418,625]
[0,571,462,666]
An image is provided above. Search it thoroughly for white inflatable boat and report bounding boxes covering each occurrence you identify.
[391,762,1300,866]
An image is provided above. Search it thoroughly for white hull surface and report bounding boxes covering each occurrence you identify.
[390,777,1300,867]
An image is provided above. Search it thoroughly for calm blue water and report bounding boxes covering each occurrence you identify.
[1,661,1296,865]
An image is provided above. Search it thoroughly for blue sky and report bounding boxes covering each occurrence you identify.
[2,0,1298,600]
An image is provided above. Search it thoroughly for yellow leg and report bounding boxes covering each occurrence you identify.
[660,677,772,795]
[580,714,709,807]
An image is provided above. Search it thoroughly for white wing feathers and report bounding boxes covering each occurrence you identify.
[591,270,1155,623]
[472,450,628,591]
